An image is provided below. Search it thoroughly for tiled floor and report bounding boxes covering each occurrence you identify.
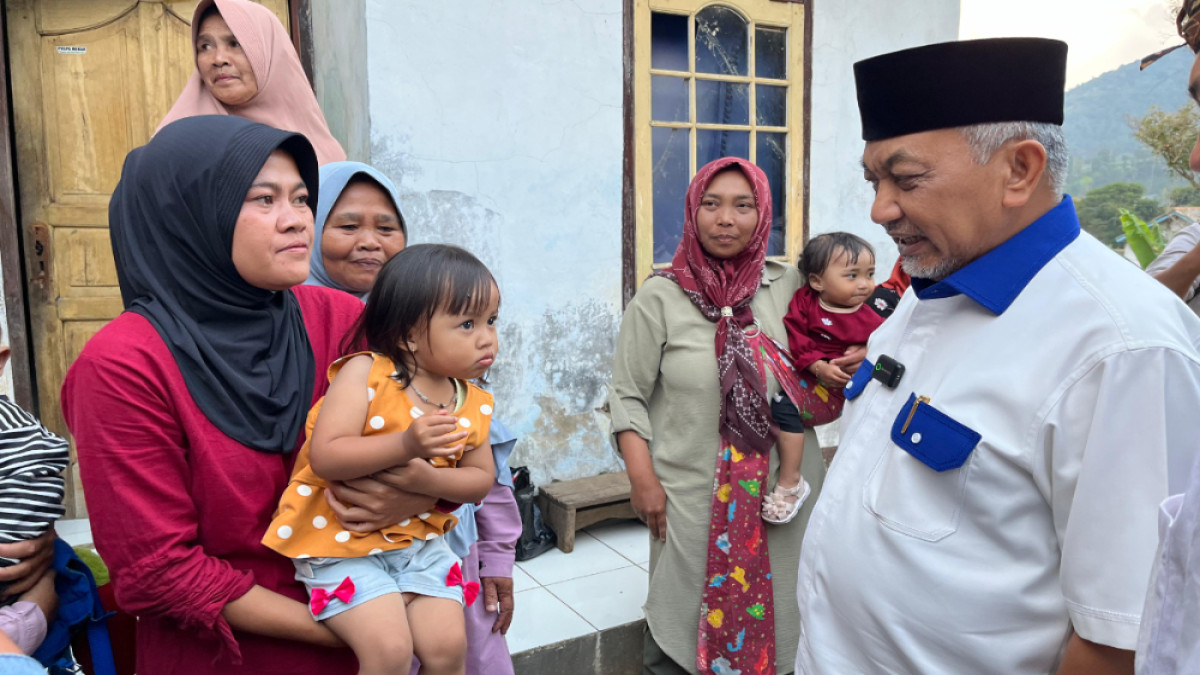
[54,517,652,655]
[507,520,650,654]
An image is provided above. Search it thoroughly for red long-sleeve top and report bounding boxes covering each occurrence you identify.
[783,286,884,371]
[61,285,362,674]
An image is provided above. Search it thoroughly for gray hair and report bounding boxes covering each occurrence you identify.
[959,122,1068,197]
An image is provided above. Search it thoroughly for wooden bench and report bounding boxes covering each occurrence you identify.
[538,471,636,553]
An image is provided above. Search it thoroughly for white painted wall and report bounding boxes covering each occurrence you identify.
[366,0,625,484]
[808,1,961,275]
[361,0,959,483]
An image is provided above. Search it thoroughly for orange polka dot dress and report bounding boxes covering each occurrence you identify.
[263,352,493,559]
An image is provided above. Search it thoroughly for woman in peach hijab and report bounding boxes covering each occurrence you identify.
[158,0,346,165]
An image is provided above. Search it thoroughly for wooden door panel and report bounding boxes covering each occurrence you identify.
[34,0,136,34]
[40,19,146,203]
[7,0,292,517]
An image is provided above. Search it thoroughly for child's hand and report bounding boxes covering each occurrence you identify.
[812,360,851,387]
[402,410,469,460]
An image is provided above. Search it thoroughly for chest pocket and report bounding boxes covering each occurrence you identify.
[843,358,874,401]
[862,394,982,542]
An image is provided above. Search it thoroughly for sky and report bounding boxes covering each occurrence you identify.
[959,0,1182,89]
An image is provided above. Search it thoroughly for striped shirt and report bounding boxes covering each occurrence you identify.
[0,396,68,565]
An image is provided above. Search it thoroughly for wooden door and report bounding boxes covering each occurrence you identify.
[6,0,290,516]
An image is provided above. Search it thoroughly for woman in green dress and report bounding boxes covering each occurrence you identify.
[608,157,859,674]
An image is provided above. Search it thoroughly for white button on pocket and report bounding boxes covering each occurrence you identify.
[911,432,922,443]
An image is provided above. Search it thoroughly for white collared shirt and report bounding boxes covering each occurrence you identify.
[795,230,1200,674]
[1146,223,1200,317]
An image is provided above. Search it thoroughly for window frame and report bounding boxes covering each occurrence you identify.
[623,0,811,302]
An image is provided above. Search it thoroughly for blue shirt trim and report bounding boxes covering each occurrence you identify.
[910,196,1081,315]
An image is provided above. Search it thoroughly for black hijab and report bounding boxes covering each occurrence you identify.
[110,115,320,454]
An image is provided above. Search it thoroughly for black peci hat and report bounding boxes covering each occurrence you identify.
[854,38,1067,142]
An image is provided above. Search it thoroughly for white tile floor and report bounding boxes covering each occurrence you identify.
[54,517,652,655]
[507,520,649,653]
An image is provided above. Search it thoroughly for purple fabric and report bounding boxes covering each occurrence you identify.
[0,601,47,655]
[410,482,519,675]
[476,482,521,578]
[462,543,516,675]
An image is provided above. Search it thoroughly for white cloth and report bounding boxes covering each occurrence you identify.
[1136,449,1200,674]
[1146,223,1200,317]
[795,231,1200,674]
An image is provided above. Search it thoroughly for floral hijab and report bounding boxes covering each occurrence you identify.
[656,156,778,456]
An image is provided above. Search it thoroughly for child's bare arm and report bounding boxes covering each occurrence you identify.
[309,357,467,482]
[808,360,852,387]
[386,440,495,505]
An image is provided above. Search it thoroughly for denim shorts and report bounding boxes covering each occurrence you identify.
[295,537,463,621]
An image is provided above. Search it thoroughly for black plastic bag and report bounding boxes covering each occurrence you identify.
[511,466,557,561]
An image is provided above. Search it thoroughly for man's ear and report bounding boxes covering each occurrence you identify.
[1000,139,1048,209]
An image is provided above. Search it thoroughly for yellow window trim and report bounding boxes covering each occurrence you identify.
[633,0,807,285]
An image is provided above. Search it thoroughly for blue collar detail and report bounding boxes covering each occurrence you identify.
[910,196,1081,315]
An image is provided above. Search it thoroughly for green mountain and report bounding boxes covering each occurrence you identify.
[1063,47,1194,198]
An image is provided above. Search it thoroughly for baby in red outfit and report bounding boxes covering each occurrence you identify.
[763,233,884,523]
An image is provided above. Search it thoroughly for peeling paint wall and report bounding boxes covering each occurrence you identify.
[358,0,959,484]
[365,0,625,485]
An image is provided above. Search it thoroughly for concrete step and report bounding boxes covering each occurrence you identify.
[513,619,644,675]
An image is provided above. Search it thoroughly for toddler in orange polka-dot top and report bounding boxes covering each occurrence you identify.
[264,245,499,675]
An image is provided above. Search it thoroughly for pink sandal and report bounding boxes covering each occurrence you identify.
[762,478,811,524]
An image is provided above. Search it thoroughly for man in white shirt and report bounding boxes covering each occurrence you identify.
[1136,3,1200,672]
[795,38,1200,675]
[1146,224,1200,316]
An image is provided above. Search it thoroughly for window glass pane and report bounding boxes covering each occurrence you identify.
[756,132,787,256]
[652,75,689,123]
[696,80,748,126]
[697,129,750,168]
[755,84,786,127]
[652,12,688,71]
[695,6,748,76]
[653,127,690,264]
[755,26,787,80]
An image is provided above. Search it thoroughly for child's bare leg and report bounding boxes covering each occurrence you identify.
[407,593,467,675]
[324,593,414,675]
[776,429,805,489]
[763,429,811,522]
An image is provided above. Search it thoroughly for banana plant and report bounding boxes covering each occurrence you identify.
[1119,208,1166,269]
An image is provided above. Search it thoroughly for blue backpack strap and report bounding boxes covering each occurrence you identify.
[86,616,116,675]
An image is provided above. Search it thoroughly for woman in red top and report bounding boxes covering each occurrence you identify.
[61,116,387,673]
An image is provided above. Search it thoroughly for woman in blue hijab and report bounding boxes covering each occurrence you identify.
[306,162,407,298]
[308,162,522,675]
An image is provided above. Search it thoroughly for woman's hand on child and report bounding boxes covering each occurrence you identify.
[0,530,55,600]
[325,477,437,532]
[373,459,435,492]
[482,576,514,634]
[402,411,469,460]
